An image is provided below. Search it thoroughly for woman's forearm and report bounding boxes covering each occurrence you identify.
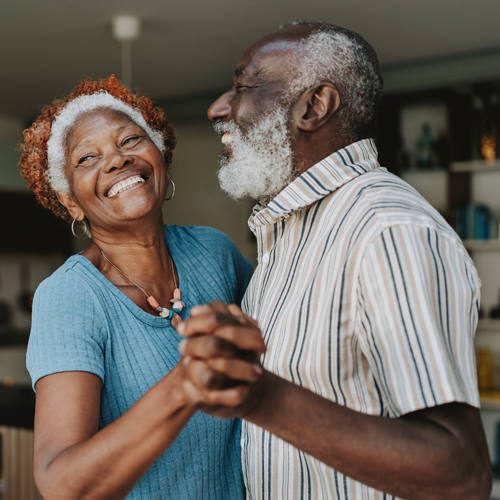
[36,366,196,500]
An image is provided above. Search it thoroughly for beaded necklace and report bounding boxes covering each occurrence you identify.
[98,247,185,326]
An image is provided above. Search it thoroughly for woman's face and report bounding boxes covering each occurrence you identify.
[61,108,168,232]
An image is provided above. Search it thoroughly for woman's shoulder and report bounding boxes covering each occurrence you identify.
[28,255,108,390]
[165,224,248,263]
[166,224,235,247]
[165,225,253,303]
[35,254,105,307]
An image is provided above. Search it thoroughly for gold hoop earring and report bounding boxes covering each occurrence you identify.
[71,219,89,239]
[165,180,176,201]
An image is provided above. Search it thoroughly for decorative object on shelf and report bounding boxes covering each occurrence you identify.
[472,84,499,163]
[477,348,493,391]
[415,123,437,168]
[454,203,492,240]
[398,102,447,173]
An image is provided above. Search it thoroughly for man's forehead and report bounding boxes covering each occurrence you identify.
[235,37,301,78]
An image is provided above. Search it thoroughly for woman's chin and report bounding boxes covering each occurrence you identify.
[108,197,161,223]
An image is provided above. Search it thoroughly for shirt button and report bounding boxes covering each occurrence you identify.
[262,253,270,263]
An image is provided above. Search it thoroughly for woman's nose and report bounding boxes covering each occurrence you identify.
[104,150,133,173]
[207,92,231,122]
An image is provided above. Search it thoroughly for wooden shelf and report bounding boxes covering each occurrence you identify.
[451,159,500,173]
[463,239,500,252]
[480,397,500,411]
[478,319,500,333]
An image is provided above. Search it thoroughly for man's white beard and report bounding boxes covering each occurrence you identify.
[214,106,295,202]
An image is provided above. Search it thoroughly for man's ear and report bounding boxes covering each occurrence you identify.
[56,192,85,221]
[291,83,341,132]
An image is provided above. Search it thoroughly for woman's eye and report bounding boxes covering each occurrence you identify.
[123,135,142,146]
[77,155,93,165]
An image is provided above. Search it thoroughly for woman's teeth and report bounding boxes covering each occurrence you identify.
[108,175,145,197]
[222,133,232,145]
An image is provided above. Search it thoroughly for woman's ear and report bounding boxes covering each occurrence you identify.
[291,83,341,132]
[56,192,85,221]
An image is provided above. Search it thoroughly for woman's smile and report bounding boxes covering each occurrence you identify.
[106,173,148,198]
[60,108,168,227]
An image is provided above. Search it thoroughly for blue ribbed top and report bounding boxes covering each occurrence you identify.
[27,225,253,499]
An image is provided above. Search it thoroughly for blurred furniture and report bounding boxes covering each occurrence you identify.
[377,81,500,499]
[0,191,71,254]
[0,385,34,431]
[0,426,42,500]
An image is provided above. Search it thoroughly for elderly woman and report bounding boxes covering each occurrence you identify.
[21,76,264,500]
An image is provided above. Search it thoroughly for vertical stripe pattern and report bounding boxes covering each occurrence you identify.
[241,139,480,500]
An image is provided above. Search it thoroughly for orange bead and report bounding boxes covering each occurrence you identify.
[173,288,181,300]
[147,296,159,309]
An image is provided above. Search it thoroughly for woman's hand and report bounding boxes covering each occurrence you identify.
[177,301,268,418]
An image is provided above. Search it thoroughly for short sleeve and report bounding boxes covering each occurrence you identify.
[27,269,106,391]
[355,224,480,416]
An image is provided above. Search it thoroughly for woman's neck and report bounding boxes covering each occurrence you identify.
[82,216,174,298]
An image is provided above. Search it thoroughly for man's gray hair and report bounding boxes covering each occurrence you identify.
[280,22,383,141]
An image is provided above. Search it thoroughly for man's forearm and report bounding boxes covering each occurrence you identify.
[244,371,491,500]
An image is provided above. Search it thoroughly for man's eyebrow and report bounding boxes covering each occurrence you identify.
[234,68,261,78]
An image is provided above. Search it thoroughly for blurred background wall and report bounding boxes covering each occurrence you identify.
[2,0,500,497]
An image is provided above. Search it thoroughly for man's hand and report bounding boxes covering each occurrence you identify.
[177,305,491,500]
[176,301,268,418]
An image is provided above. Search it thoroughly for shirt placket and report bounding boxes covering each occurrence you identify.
[252,223,275,320]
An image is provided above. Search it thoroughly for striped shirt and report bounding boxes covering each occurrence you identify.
[241,139,480,500]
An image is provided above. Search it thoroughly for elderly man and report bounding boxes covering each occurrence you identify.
[178,21,491,500]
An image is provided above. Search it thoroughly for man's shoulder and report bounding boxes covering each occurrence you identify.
[332,167,452,234]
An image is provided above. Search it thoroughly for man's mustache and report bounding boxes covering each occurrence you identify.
[213,120,237,137]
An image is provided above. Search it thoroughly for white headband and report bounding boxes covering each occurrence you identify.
[47,92,166,194]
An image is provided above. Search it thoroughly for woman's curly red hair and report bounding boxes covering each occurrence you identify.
[19,75,176,223]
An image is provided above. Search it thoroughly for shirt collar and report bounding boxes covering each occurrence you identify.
[249,138,380,228]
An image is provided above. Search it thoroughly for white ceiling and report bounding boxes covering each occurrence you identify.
[2,0,500,118]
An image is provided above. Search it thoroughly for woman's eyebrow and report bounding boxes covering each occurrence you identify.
[71,123,138,150]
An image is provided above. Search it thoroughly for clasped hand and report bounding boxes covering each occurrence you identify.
[176,301,267,419]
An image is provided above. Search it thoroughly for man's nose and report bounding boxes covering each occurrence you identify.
[207,92,231,122]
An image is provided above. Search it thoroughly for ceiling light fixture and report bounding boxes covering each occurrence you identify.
[111,15,142,89]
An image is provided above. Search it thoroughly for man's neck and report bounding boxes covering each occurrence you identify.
[293,131,354,175]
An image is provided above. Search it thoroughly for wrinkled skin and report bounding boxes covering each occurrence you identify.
[184,24,492,500]
[33,109,263,500]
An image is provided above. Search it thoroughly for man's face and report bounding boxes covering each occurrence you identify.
[208,38,300,201]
